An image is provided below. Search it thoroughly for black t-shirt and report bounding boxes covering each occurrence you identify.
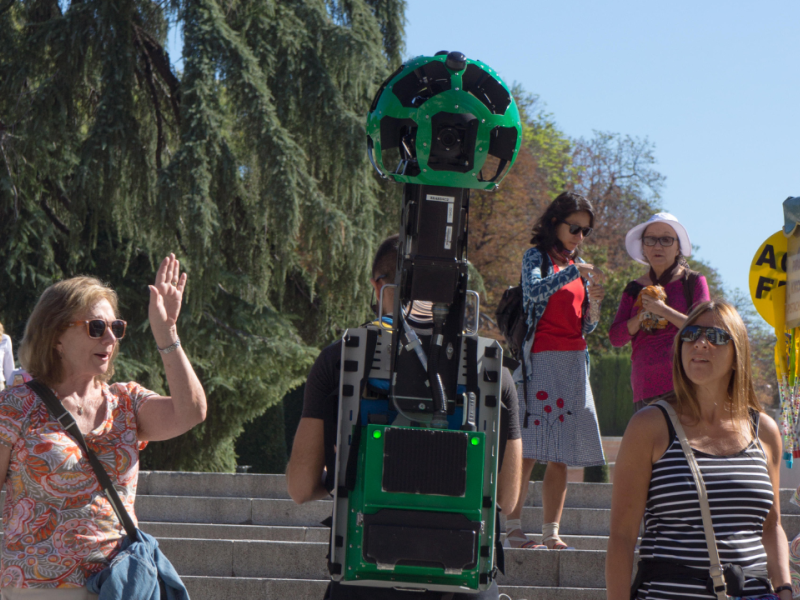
[302,339,521,442]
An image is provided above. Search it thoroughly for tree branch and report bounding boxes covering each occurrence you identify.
[43,178,72,211]
[0,0,16,16]
[133,24,181,126]
[39,196,70,235]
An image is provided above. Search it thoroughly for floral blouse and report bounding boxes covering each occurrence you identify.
[0,381,155,588]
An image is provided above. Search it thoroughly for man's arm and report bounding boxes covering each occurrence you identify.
[286,417,330,504]
[497,438,521,513]
[286,341,341,505]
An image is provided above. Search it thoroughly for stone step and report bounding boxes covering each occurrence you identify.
[134,472,800,513]
[131,496,800,539]
[138,522,610,550]
[143,523,611,550]
[138,472,291,500]
[157,538,609,588]
[134,495,332,527]
[139,522,331,543]
[181,577,606,600]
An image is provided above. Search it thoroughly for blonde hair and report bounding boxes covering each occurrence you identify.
[672,299,761,425]
[19,277,120,386]
[0,321,4,336]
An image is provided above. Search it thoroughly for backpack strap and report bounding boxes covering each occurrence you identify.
[682,269,700,312]
[623,280,644,299]
[344,328,379,491]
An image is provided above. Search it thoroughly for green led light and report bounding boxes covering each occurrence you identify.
[373,430,382,439]
[471,437,480,446]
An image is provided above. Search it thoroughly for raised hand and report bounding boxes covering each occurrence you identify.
[149,253,187,347]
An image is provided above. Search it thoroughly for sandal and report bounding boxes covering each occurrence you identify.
[541,535,573,550]
[541,522,574,550]
[504,528,546,549]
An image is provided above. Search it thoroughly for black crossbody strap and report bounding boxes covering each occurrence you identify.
[26,380,139,541]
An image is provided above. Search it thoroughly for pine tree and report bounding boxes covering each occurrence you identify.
[0,0,406,471]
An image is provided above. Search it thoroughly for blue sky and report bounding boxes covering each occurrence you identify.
[168,1,799,308]
[402,1,800,303]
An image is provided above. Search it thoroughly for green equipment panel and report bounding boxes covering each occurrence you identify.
[342,425,490,589]
[329,327,503,594]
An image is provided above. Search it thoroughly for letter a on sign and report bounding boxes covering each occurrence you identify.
[755,245,777,270]
[749,231,787,327]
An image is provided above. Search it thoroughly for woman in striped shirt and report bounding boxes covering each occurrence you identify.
[607,300,792,600]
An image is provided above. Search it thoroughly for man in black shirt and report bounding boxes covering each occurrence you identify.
[286,235,522,599]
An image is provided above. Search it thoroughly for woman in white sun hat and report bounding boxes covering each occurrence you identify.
[609,213,710,412]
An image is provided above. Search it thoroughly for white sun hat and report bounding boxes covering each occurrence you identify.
[625,213,692,265]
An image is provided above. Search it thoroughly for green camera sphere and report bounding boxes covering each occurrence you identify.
[367,52,522,191]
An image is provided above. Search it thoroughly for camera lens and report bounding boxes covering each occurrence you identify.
[437,128,460,148]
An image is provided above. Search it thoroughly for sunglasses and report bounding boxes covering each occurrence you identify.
[642,235,677,247]
[562,222,593,237]
[67,319,127,339]
[680,325,731,346]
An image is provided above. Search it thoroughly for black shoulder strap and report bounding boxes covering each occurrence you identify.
[750,408,760,437]
[682,270,700,311]
[652,402,677,442]
[26,380,139,540]
[344,328,379,491]
[623,280,645,299]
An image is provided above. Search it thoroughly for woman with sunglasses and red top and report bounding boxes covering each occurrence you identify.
[609,213,710,412]
[0,254,206,599]
[504,191,607,550]
[608,301,791,599]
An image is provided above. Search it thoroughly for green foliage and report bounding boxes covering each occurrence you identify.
[234,400,288,474]
[0,0,406,471]
[583,465,609,483]
[589,351,634,436]
[513,87,576,197]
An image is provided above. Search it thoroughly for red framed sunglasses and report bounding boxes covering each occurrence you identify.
[67,319,127,339]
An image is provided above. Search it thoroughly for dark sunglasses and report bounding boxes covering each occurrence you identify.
[562,222,592,237]
[67,319,127,339]
[680,325,731,346]
[642,235,676,247]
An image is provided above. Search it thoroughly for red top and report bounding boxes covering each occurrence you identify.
[532,262,587,353]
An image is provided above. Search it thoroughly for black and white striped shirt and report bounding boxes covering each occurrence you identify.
[637,406,774,599]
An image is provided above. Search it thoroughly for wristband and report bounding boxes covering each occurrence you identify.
[157,337,181,355]
[774,584,792,594]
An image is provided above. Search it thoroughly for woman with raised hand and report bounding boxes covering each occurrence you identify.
[0,254,206,599]
[608,300,791,600]
[504,191,606,550]
[609,213,710,411]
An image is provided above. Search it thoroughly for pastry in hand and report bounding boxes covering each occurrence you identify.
[635,285,668,331]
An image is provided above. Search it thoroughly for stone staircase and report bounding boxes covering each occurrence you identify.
[7,472,800,599]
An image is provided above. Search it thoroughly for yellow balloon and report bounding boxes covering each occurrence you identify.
[749,231,787,327]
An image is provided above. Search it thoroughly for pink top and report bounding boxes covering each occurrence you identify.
[0,381,154,589]
[609,275,709,402]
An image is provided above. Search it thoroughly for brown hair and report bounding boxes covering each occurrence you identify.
[529,191,594,258]
[372,234,399,282]
[19,276,120,386]
[671,299,761,425]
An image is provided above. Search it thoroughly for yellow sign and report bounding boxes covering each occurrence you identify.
[749,231,787,326]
